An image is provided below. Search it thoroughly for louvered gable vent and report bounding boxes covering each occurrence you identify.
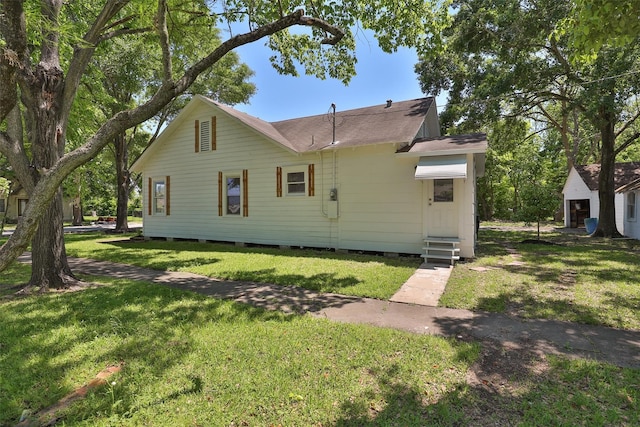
[200,120,211,152]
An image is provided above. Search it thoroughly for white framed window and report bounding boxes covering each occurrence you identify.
[283,167,307,196]
[627,192,637,221]
[153,179,166,214]
[225,175,241,215]
[434,179,454,202]
[287,171,306,195]
[276,165,314,198]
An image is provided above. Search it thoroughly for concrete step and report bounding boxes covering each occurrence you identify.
[421,253,460,261]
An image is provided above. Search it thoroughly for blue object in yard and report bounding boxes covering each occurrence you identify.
[585,217,598,234]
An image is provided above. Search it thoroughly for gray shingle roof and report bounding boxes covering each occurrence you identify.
[270,98,434,152]
[210,101,296,152]
[575,162,640,191]
[209,97,435,152]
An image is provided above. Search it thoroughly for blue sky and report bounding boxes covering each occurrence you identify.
[231,33,441,122]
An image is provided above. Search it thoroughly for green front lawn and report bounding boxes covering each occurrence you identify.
[444,228,640,330]
[64,233,420,300]
[2,229,639,425]
[1,271,637,426]
[0,275,478,426]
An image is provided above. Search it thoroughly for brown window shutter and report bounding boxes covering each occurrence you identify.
[276,167,282,197]
[211,116,217,150]
[165,176,171,216]
[308,164,315,196]
[148,177,152,216]
[242,169,248,217]
[195,120,200,152]
[218,171,223,216]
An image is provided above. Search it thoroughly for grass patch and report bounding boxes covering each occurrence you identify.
[0,262,31,297]
[1,270,638,426]
[0,274,477,426]
[521,357,640,425]
[444,228,640,330]
[64,234,419,300]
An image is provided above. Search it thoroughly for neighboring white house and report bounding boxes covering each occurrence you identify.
[563,162,640,233]
[0,185,73,223]
[617,177,640,240]
[131,96,487,262]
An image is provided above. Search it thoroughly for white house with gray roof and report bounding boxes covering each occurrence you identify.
[131,96,487,262]
[563,162,640,233]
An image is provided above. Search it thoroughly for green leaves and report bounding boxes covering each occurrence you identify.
[563,0,640,59]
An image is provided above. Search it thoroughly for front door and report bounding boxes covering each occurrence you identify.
[424,179,459,238]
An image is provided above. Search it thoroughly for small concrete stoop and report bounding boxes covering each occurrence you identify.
[421,237,460,266]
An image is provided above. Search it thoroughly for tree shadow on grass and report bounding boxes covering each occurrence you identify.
[65,258,366,315]
[334,338,639,426]
[463,231,640,329]
[218,268,361,292]
[492,260,640,329]
[0,281,294,425]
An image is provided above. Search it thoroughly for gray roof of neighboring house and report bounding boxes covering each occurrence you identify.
[397,133,488,156]
[575,162,640,191]
[616,177,640,193]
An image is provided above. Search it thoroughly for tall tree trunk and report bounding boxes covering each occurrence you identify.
[115,132,129,231]
[29,189,77,288]
[27,2,79,289]
[592,107,621,238]
[71,171,83,225]
[28,114,79,288]
[559,98,576,172]
[72,197,82,225]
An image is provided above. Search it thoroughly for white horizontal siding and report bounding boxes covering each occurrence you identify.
[141,101,479,255]
[336,144,424,254]
[142,103,335,248]
[458,154,477,257]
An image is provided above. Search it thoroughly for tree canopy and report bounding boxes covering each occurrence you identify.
[0,0,446,283]
[416,0,640,236]
[562,0,640,58]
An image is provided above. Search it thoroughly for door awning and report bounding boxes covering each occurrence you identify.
[415,155,467,180]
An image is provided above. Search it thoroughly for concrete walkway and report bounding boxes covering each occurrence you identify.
[390,262,451,306]
[51,256,640,369]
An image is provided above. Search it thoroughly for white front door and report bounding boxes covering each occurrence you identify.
[424,179,459,238]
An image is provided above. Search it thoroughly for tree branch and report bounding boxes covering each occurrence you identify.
[97,27,152,43]
[62,0,131,129]
[0,7,347,272]
[157,0,173,83]
[0,0,27,121]
[175,9,344,94]
[615,109,640,138]
[0,132,34,194]
[615,131,640,155]
[299,15,345,45]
